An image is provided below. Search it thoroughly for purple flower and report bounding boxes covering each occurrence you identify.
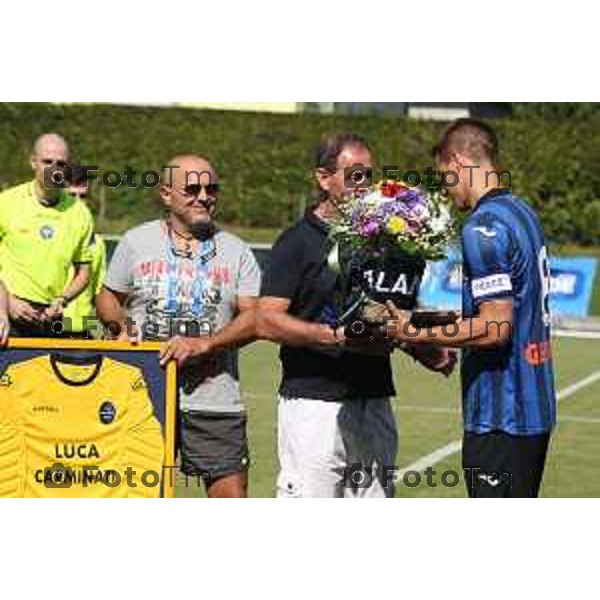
[376,202,402,220]
[360,219,381,237]
[400,189,426,210]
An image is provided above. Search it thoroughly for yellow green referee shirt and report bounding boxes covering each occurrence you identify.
[0,181,94,305]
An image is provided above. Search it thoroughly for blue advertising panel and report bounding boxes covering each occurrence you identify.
[419,251,598,318]
[548,258,598,318]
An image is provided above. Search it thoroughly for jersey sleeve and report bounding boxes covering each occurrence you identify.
[124,371,165,498]
[73,205,95,264]
[104,234,133,294]
[462,216,514,306]
[237,245,262,298]
[260,230,304,300]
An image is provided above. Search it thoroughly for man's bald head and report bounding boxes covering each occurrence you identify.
[30,133,70,199]
[163,155,218,188]
[32,134,69,161]
[161,154,220,231]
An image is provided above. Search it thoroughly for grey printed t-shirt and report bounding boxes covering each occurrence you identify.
[105,220,261,413]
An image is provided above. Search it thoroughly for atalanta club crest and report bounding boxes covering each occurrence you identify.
[39,225,55,240]
[99,401,117,425]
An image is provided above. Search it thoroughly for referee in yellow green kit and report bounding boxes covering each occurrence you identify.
[0,134,94,337]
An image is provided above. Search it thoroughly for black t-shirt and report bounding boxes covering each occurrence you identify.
[261,209,396,401]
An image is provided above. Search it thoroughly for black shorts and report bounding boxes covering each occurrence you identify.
[463,431,551,498]
[178,411,250,486]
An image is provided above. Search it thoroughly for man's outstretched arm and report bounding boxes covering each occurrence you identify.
[256,297,340,347]
[386,299,514,349]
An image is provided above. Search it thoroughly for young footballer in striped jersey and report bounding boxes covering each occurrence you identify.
[387,119,557,498]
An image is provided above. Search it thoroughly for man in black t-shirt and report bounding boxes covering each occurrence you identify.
[258,134,455,498]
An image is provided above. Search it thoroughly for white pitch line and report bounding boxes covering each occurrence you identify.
[557,371,600,401]
[398,441,463,477]
[562,416,600,424]
[398,370,600,476]
[553,330,600,340]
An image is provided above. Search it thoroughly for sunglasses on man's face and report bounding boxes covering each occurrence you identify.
[180,183,220,199]
[40,158,68,168]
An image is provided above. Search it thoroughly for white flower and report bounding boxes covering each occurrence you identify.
[429,204,452,234]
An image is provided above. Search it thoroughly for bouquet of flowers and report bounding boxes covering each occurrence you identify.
[328,180,455,325]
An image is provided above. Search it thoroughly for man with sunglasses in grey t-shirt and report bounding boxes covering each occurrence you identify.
[96,155,261,498]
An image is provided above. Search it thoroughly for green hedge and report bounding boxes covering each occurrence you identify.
[0,103,599,245]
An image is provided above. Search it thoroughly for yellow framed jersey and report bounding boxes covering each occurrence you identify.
[0,340,176,498]
[0,182,94,304]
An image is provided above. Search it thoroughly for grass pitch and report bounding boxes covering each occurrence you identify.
[176,337,600,498]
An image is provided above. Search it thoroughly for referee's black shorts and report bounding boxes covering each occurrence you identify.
[463,431,551,498]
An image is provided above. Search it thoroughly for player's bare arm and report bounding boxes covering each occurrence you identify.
[62,262,91,303]
[160,296,259,367]
[256,296,344,348]
[95,286,141,343]
[44,262,91,320]
[386,299,514,349]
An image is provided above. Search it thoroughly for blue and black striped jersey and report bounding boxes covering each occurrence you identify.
[461,189,557,435]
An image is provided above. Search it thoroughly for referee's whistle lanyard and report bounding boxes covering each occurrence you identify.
[164,230,216,317]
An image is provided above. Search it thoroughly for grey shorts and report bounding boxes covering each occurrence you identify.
[179,411,250,484]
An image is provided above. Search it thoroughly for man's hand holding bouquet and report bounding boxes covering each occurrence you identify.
[328,178,459,378]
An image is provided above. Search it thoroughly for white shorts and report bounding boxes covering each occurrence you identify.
[277,396,398,499]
